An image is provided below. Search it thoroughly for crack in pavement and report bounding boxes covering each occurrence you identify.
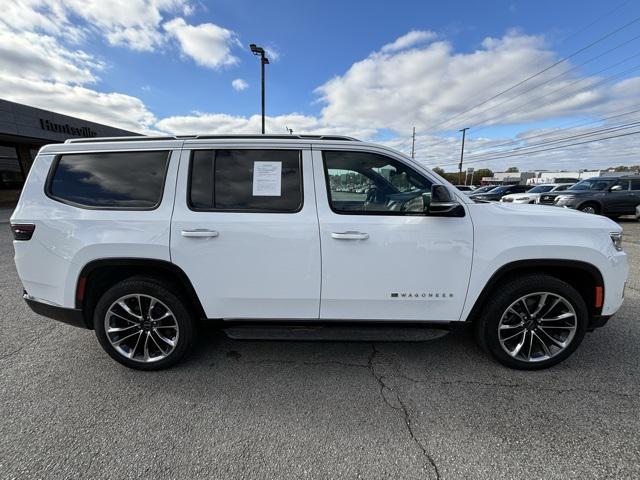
[0,325,58,362]
[388,369,636,400]
[367,345,441,480]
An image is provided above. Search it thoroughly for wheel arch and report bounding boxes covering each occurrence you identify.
[76,258,206,329]
[465,259,604,323]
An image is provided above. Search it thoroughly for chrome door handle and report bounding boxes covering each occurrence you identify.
[331,231,369,240]
[181,229,219,238]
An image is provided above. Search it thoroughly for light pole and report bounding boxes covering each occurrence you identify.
[250,44,269,134]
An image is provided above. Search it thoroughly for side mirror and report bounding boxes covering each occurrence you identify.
[426,185,465,217]
[610,185,623,192]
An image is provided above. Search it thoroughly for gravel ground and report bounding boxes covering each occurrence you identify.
[1,220,639,479]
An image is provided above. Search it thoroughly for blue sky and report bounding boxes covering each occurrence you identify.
[1,0,639,170]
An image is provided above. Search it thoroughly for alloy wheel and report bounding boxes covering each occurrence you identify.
[498,292,577,363]
[580,206,596,214]
[104,294,179,363]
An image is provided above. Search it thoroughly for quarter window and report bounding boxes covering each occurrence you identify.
[323,151,432,214]
[189,149,302,212]
[48,151,170,209]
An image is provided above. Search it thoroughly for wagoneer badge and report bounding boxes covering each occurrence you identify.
[391,292,454,299]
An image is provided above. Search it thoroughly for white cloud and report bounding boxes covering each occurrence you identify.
[155,112,376,138]
[0,0,196,51]
[231,78,248,91]
[380,30,436,53]
[0,27,101,84]
[164,17,240,68]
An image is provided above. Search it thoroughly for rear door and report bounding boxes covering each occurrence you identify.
[312,146,473,322]
[170,144,321,320]
[630,179,640,211]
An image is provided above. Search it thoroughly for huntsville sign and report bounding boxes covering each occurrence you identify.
[39,118,97,137]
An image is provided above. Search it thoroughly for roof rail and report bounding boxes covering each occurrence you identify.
[65,134,360,144]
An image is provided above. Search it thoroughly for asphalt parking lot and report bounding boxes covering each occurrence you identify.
[1,219,639,480]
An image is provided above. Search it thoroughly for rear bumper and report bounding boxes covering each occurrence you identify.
[588,314,612,331]
[24,293,88,329]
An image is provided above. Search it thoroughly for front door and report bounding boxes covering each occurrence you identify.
[171,146,321,319]
[605,180,632,214]
[312,148,473,322]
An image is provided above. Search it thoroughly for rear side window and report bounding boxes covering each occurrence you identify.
[189,149,302,212]
[48,151,170,209]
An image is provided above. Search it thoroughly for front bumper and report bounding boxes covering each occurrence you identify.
[24,293,88,329]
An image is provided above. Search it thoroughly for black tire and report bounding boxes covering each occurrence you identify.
[474,274,588,370]
[94,276,195,370]
[578,202,599,214]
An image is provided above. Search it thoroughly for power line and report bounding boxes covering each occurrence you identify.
[442,41,640,132]
[465,121,640,161]
[435,129,640,166]
[469,106,640,153]
[422,14,640,134]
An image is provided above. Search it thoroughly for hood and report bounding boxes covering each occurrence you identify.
[482,202,622,231]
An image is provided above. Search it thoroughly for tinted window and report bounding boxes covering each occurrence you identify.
[49,151,169,208]
[630,179,640,191]
[189,149,302,212]
[323,151,432,214]
[569,179,613,191]
[0,145,24,190]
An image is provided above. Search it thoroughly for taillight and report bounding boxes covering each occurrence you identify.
[10,223,36,241]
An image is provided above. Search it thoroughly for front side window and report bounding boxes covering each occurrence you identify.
[189,149,302,212]
[630,179,640,191]
[323,150,432,214]
[49,151,170,208]
[569,179,613,191]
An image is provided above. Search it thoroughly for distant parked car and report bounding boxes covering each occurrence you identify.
[500,183,574,204]
[455,185,476,193]
[470,184,530,202]
[553,176,640,217]
[470,185,497,195]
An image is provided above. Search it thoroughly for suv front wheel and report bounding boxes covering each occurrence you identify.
[94,277,195,370]
[475,274,588,369]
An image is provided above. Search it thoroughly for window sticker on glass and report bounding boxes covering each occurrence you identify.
[252,161,282,196]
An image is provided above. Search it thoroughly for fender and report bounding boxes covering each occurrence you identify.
[465,258,605,322]
[76,258,206,327]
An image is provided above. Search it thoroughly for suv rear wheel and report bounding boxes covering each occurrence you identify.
[578,203,599,214]
[475,274,588,369]
[94,277,195,370]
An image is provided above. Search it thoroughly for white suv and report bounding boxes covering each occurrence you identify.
[11,135,628,370]
[500,183,574,204]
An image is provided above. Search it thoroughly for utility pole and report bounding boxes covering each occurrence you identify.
[411,126,416,159]
[250,44,270,134]
[458,127,469,185]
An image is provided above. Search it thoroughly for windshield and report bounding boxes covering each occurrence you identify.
[527,185,555,193]
[488,186,510,194]
[472,185,495,194]
[568,179,612,191]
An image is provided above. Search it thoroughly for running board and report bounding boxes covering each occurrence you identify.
[222,324,450,342]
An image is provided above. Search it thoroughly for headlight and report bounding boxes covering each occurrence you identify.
[555,195,576,205]
[610,232,623,251]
